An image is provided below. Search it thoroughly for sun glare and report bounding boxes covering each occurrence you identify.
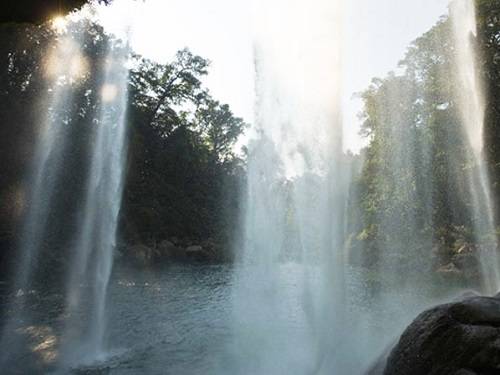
[44,38,89,84]
[101,84,118,102]
[51,16,68,33]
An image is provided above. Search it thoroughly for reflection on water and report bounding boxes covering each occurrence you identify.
[0,263,459,374]
[1,264,233,374]
[105,264,233,375]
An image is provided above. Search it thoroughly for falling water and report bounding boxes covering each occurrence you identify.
[13,22,93,300]
[450,0,500,293]
[0,25,87,366]
[0,17,130,370]
[230,0,352,373]
[62,37,129,365]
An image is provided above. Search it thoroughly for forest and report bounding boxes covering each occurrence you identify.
[0,20,247,281]
[1,0,500,374]
[0,0,499,284]
[346,0,500,287]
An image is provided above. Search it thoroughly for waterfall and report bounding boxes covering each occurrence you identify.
[14,34,85,295]
[0,25,87,367]
[229,1,500,373]
[450,0,500,294]
[0,17,129,369]
[230,0,352,373]
[61,35,129,365]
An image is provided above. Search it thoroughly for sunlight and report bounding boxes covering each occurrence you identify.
[44,38,89,84]
[17,326,59,364]
[101,83,118,102]
[68,55,89,82]
[51,16,68,33]
[2,1,500,373]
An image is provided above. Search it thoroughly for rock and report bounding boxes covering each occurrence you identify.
[452,252,481,280]
[375,294,500,375]
[159,240,174,249]
[186,245,202,253]
[128,244,154,266]
[158,240,175,256]
[452,290,481,302]
[436,262,463,280]
[185,245,209,261]
[456,243,475,254]
[201,239,222,259]
[158,240,185,261]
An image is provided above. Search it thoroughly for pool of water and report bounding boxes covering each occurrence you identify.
[104,264,234,375]
[0,263,458,374]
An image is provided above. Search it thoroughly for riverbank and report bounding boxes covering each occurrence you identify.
[117,237,232,267]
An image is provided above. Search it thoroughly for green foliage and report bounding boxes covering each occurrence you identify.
[195,99,247,162]
[477,0,500,197]
[0,1,110,24]
[122,47,246,252]
[349,1,500,272]
[0,18,247,277]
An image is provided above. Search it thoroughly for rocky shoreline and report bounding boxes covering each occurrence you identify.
[116,238,230,267]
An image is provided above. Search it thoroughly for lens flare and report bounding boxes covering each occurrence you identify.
[101,84,118,102]
[51,16,68,33]
[44,38,89,84]
[68,55,89,81]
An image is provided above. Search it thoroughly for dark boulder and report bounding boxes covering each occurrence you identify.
[369,293,500,375]
[126,244,156,266]
[158,240,185,261]
[185,245,210,261]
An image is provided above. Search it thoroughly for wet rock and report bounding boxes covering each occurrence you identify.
[185,245,209,261]
[125,239,224,264]
[159,240,175,252]
[185,245,202,252]
[452,290,481,301]
[158,240,184,260]
[370,293,500,375]
[128,244,154,266]
[436,262,463,279]
[452,252,481,281]
[201,239,224,261]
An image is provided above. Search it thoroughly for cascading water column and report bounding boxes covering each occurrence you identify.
[62,38,130,365]
[0,22,88,367]
[450,0,500,294]
[0,16,130,369]
[229,0,351,373]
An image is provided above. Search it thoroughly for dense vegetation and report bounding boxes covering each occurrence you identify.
[347,0,500,284]
[2,0,500,285]
[123,49,246,259]
[0,1,108,24]
[0,20,246,279]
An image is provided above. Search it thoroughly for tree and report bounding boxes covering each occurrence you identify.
[0,1,110,24]
[130,49,209,137]
[122,49,246,255]
[349,10,480,276]
[195,98,247,162]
